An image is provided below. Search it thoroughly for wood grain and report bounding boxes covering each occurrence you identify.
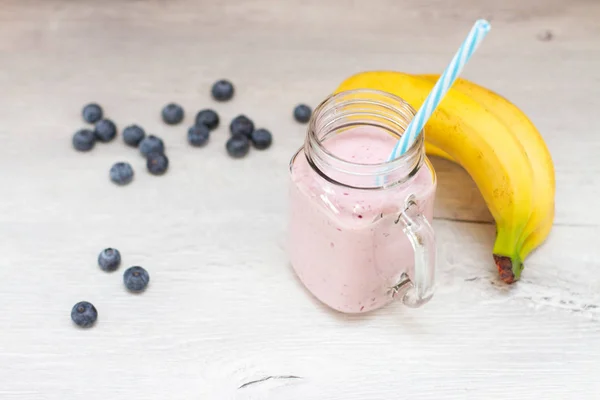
[0,0,599,398]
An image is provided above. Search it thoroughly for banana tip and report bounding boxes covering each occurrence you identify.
[493,255,516,284]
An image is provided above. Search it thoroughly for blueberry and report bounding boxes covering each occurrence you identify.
[71,301,98,328]
[226,134,250,158]
[82,103,103,124]
[211,79,234,101]
[98,248,121,272]
[293,104,312,123]
[72,129,95,151]
[94,119,117,142]
[139,135,165,158]
[122,125,146,147]
[251,128,272,150]
[195,109,219,130]
[109,162,134,185]
[123,266,149,292]
[162,103,184,125]
[229,115,254,138]
[147,152,169,175]
[187,125,210,147]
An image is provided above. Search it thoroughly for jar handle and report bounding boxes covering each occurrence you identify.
[392,196,436,308]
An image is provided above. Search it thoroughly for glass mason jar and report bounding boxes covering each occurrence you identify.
[288,89,436,313]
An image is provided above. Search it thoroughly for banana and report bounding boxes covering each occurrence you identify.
[520,208,554,261]
[425,142,453,161]
[336,71,534,282]
[419,75,555,263]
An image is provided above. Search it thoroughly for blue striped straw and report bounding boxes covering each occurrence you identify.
[389,19,491,161]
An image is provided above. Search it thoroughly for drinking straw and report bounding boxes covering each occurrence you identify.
[389,19,491,160]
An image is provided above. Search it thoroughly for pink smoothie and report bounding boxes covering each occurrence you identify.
[289,127,436,313]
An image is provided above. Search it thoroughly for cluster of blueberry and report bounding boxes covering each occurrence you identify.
[73,102,168,185]
[71,248,149,328]
[160,80,312,158]
[72,79,313,186]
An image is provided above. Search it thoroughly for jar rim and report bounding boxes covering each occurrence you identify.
[308,89,422,168]
[301,88,425,190]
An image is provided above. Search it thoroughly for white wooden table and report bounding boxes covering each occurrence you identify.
[1,1,599,398]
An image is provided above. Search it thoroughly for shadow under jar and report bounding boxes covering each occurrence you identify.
[288,89,437,313]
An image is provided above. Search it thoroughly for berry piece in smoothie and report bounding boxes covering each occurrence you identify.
[72,129,96,151]
[124,266,150,292]
[195,109,219,130]
[226,134,250,158]
[109,162,134,185]
[139,135,165,158]
[250,128,272,150]
[71,301,98,328]
[293,104,312,123]
[82,103,103,123]
[211,79,234,101]
[98,248,121,272]
[122,125,146,147]
[147,152,169,175]
[161,103,184,125]
[229,115,254,138]
[94,119,117,142]
[188,125,210,147]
